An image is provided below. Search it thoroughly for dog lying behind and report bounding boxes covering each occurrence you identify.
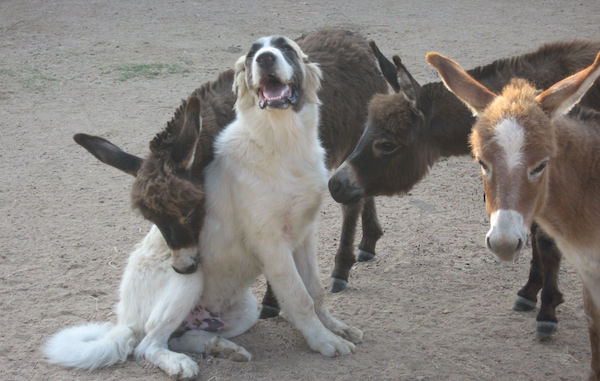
[44,35,362,378]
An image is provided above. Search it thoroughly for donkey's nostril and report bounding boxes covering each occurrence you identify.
[486,236,492,250]
[328,177,341,195]
[515,238,523,252]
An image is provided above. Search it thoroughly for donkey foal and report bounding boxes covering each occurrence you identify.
[428,50,600,380]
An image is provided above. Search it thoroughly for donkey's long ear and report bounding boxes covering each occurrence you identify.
[369,41,421,109]
[171,94,201,170]
[392,55,421,109]
[73,133,143,176]
[369,40,401,92]
[536,52,600,117]
[426,52,497,115]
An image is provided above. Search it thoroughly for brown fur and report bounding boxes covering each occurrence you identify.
[328,40,600,336]
[296,29,389,168]
[332,40,600,200]
[432,51,600,378]
[131,70,235,229]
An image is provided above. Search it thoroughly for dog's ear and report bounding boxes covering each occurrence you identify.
[303,57,322,105]
[233,54,253,111]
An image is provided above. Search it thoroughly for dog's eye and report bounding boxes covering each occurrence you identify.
[247,43,262,58]
[281,44,295,55]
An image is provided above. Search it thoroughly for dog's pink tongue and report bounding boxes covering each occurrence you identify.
[263,84,291,100]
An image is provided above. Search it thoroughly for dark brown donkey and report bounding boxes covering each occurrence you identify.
[328,40,600,336]
[75,29,388,318]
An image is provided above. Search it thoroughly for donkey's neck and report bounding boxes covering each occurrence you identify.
[423,82,475,158]
[537,117,600,245]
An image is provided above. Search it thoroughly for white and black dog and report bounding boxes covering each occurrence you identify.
[44,35,362,379]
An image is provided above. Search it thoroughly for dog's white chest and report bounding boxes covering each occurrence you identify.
[214,108,327,246]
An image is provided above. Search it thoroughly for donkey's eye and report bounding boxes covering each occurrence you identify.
[478,159,490,174]
[184,206,199,223]
[529,159,549,179]
[374,140,399,155]
[478,159,487,171]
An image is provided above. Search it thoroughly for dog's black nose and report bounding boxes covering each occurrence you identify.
[256,52,276,68]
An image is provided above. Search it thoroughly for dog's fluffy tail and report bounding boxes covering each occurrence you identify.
[43,322,136,370]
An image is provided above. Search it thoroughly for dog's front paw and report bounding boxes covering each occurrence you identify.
[320,314,363,344]
[307,330,355,357]
[338,325,363,344]
[156,351,199,379]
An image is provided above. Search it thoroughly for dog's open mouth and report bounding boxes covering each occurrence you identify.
[258,75,298,109]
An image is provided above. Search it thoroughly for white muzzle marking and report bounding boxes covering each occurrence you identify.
[486,209,528,262]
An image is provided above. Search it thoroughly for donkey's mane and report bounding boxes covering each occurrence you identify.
[149,69,236,162]
[468,40,600,87]
[569,104,600,123]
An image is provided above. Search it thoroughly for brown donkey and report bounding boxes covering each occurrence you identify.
[329,40,600,336]
[75,91,209,275]
[427,51,600,380]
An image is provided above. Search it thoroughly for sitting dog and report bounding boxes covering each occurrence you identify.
[44,35,362,379]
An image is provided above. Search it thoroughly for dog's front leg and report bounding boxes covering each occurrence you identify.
[258,242,355,357]
[293,228,363,344]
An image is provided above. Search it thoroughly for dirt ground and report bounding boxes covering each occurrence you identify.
[1,1,599,380]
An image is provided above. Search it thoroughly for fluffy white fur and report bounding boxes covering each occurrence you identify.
[43,36,361,379]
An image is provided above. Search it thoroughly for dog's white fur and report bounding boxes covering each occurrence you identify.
[44,36,362,379]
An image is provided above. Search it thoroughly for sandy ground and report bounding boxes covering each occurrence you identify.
[1,1,599,380]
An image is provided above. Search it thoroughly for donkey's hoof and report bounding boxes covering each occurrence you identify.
[259,305,280,319]
[513,295,536,311]
[330,278,348,293]
[357,250,375,262]
[536,321,558,339]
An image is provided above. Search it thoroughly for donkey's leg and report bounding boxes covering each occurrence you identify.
[330,200,362,293]
[535,228,563,338]
[583,285,600,381]
[259,282,280,319]
[295,227,362,344]
[357,196,383,262]
[134,273,203,379]
[169,330,252,362]
[514,224,544,312]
